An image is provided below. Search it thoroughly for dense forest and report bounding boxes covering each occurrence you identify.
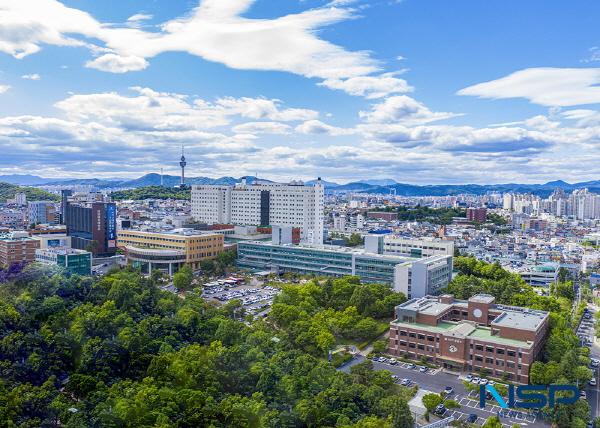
[447,256,593,428]
[110,186,191,201]
[0,182,60,202]
[378,206,466,225]
[0,265,414,427]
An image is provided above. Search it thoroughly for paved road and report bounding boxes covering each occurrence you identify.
[339,356,549,427]
[585,302,600,419]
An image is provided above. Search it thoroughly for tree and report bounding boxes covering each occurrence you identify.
[422,393,442,413]
[482,416,503,428]
[346,233,363,247]
[173,265,193,290]
[388,396,413,428]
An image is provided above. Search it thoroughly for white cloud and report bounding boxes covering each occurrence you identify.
[232,122,291,134]
[21,73,40,80]
[295,120,355,136]
[86,54,149,73]
[0,0,379,81]
[359,95,460,125]
[319,72,413,98]
[127,13,153,23]
[457,67,600,107]
[581,47,600,64]
[215,97,319,121]
[0,84,9,93]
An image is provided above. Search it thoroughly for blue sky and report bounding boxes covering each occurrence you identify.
[0,0,598,184]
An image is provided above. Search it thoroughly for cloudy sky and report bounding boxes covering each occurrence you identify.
[0,0,598,184]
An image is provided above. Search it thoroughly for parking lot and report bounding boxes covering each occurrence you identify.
[341,355,549,427]
[201,277,281,316]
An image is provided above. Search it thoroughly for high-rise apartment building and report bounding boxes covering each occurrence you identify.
[466,207,487,223]
[192,178,324,244]
[27,201,57,225]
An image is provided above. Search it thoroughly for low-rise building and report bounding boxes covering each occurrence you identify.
[237,240,453,295]
[383,236,454,258]
[388,294,549,383]
[117,229,224,274]
[35,247,92,276]
[0,231,40,266]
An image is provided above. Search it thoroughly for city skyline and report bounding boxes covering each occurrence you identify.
[0,0,599,184]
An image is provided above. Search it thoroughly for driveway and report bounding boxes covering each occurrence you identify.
[338,355,549,428]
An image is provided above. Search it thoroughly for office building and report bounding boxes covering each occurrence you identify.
[191,178,324,244]
[27,201,57,225]
[237,240,452,295]
[0,231,40,266]
[367,211,398,221]
[388,294,549,383]
[117,229,224,274]
[467,207,487,223]
[62,192,117,256]
[383,237,454,258]
[32,233,71,249]
[35,247,92,276]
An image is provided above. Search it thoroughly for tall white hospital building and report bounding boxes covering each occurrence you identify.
[191,178,324,244]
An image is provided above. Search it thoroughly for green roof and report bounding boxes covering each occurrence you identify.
[391,320,532,348]
[467,327,531,347]
[391,320,456,333]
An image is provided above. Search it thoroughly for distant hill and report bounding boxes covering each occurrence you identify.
[5,173,600,197]
[0,182,60,202]
[111,186,191,201]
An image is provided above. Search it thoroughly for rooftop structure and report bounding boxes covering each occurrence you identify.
[389,294,549,383]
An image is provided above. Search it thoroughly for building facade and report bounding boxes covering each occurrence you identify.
[62,192,117,256]
[117,229,224,274]
[35,248,92,276]
[383,237,454,258]
[0,232,40,266]
[237,240,453,294]
[191,178,324,244]
[27,201,57,225]
[467,207,487,223]
[388,294,549,383]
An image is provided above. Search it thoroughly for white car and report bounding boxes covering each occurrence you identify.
[479,378,489,385]
[590,378,597,386]
[471,377,480,384]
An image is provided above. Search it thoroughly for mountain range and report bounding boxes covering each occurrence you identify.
[1,174,599,197]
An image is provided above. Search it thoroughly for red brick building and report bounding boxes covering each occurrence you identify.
[367,211,398,221]
[388,294,549,383]
[0,232,41,267]
[466,207,487,223]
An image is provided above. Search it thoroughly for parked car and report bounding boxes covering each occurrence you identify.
[389,358,398,365]
[407,363,416,369]
[467,414,478,423]
[580,390,587,399]
[434,404,446,415]
[419,366,428,373]
[465,374,473,381]
[479,378,489,385]
[400,378,411,386]
[471,377,480,384]
[590,378,597,386]
[444,386,454,395]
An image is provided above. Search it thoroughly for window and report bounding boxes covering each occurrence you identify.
[409,332,416,338]
[399,330,407,336]
[486,346,494,353]
[497,349,505,355]
[475,356,483,362]
[475,344,483,351]
[507,350,516,357]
